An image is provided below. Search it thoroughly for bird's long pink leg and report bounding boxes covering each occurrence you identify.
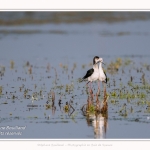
[86,81,91,93]
[98,81,100,90]
[89,82,93,93]
[86,81,90,89]
[97,81,100,96]
[89,82,94,98]
[90,82,92,89]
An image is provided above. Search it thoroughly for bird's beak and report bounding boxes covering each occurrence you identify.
[95,61,105,65]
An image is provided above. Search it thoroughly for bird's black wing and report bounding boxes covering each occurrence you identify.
[103,71,107,84]
[82,68,94,79]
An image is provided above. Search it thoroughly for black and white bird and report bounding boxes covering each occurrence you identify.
[80,56,107,89]
[96,57,107,89]
[80,56,100,88]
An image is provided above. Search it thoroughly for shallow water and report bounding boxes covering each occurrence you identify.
[0,16,150,139]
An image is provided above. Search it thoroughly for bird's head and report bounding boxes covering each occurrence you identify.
[94,57,105,65]
[99,58,103,63]
[93,56,99,64]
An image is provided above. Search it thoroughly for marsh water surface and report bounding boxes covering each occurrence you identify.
[0,12,150,139]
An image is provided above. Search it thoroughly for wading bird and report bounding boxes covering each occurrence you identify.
[96,57,107,89]
[80,56,100,89]
[80,56,107,90]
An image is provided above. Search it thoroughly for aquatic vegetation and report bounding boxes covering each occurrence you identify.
[111,91,117,97]
[45,104,51,110]
[0,86,2,95]
[123,58,132,66]
[87,104,95,114]
[81,88,108,116]
[0,65,5,76]
[64,104,69,112]
[28,66,32,74]
[63,101,75,115]
[107,58,122,74]
[82,64,86,69]
[0,56,150,139]
[10,60,15,69]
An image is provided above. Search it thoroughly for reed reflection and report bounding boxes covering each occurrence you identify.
[82,87,108,138]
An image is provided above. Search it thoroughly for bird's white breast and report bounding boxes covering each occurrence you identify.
[99,67,106,81]
[88,68,99,82]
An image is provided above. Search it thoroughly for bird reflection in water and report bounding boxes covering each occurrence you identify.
[86,110,108,139]
[82,87,108,139]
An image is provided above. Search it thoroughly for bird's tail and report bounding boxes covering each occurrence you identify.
[78,78,84,83]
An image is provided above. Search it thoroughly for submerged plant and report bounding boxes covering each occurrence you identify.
[64,102,69,112]
[0,86,2,95]
[10,60,14,69]
[87,105,95,114]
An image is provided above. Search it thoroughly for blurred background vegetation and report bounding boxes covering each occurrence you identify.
[0,12,150,25]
